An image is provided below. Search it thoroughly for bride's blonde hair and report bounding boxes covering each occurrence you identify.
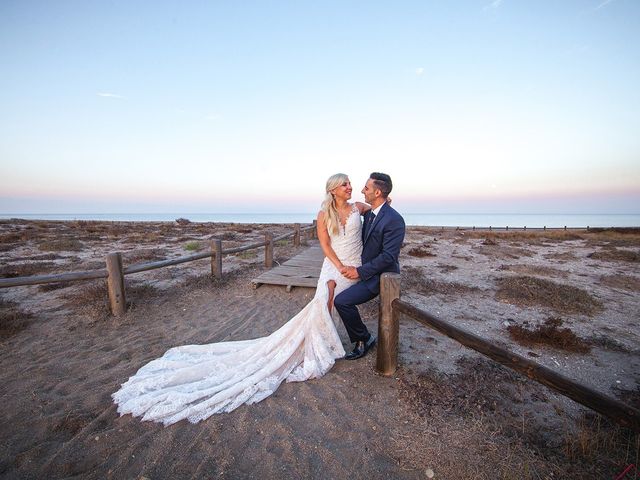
[321,173,349,235]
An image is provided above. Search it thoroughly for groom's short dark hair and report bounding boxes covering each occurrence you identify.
[370,172,392,198]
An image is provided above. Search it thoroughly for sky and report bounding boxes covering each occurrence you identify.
[1,0,639,214]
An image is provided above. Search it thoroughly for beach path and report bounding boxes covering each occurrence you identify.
[0,263,429,479]
[251,245,324,290]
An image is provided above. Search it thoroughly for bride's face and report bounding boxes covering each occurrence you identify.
[332,179,352,201]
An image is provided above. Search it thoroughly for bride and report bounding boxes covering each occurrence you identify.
[112,173,370,425]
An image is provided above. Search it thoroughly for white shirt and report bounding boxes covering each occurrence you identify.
[371,204,384,217]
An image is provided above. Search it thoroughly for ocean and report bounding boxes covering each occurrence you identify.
[1,213,639,228]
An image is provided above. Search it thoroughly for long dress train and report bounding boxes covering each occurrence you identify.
[112,206,363,425]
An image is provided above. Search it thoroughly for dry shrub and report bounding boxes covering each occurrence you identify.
[38,281,74,292]
[62,282,110,318]
[0,299,33,338]
[458,229,586,243]
[588,334,632,353]
[399,357,523,419]
[482,237,497,245]
[406,244,435,257]
[498,263,569,278]
[122,232,163,244]
[235,250,257,260]
[175,217,191,225]
[588,247,640,263]
[38,238,84,252]
[173,235,199,243]
[76,233,103,241]
[563,410,640,474]
[496,275,602,315]
[401,265,479,296]
[77,260,105,270]
[220,231,237,240]
[126,283,162,309]
[0,243,17,252]
[544,251,578,261]
[507,317,591,353]
[478,244,535,259]
[437,263,458,273]
[19,253,63,261]
[0,261,58,278]
[123,249,166,264]
[0,232,22,243]
[599,274,640,292]
[587,227,640,235]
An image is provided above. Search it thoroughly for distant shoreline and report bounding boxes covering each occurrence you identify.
[1,213,639,228]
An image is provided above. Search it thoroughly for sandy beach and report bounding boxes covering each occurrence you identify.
[1,219,639,479]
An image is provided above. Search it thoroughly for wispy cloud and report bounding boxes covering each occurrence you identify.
[594,0,615,10]
[483,0,503,10]
[97,92,125,99]
[415,67,425,76]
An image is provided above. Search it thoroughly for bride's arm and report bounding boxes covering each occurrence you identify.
[355,202,371,216]
[317,211,345,270]
[355,198,391,215]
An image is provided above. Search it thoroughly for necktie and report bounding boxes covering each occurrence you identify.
[367,213,376,236]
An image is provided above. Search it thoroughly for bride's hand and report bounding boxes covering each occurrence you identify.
[342,266,359,280]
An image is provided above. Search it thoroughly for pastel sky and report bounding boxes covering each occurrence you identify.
[1,0,638,214]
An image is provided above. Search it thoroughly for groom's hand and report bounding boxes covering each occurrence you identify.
[342,266,360,280]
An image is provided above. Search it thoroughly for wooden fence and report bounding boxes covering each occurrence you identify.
[376,273,640,433]
[0,222,317,316]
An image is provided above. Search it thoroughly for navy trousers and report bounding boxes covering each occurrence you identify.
[334,281,377,343]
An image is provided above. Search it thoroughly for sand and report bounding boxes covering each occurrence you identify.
[1,220,639,479]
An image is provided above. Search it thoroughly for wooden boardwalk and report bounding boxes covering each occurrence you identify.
[251,245,324,291]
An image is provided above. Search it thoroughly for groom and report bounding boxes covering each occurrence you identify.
[335,172,406,360]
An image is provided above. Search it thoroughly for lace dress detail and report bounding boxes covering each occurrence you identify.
[112,206,363,425]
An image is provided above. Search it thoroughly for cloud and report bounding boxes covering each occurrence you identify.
[594,0,615,10]
[97,92,125,99]
[483,0,503,10]
[415,67,425,76]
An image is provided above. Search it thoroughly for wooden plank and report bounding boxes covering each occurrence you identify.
[280,261,323,267]
[261,267,318,276]
[251,246,325,289]
[256,273,319,282]
[253,277,318,288]
[0,269,108,288]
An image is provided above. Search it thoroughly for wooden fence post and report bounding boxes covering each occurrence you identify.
[211,239,222,279]
[312,219,317,239]
[106,252,126,316]
[376,272,401,376]
[294,223,301,247]
[265,232,273,268]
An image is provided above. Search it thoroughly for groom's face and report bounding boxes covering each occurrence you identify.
[362,178,378,205]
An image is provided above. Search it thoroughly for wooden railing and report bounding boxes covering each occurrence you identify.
[376,272,640,433]
[0,222,317,316]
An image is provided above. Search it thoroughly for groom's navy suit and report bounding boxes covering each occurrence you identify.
[334,202,406,343]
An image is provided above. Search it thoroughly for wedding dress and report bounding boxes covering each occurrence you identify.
[112,205,363,425]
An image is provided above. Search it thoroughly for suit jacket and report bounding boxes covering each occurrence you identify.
[356,202,406,294]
